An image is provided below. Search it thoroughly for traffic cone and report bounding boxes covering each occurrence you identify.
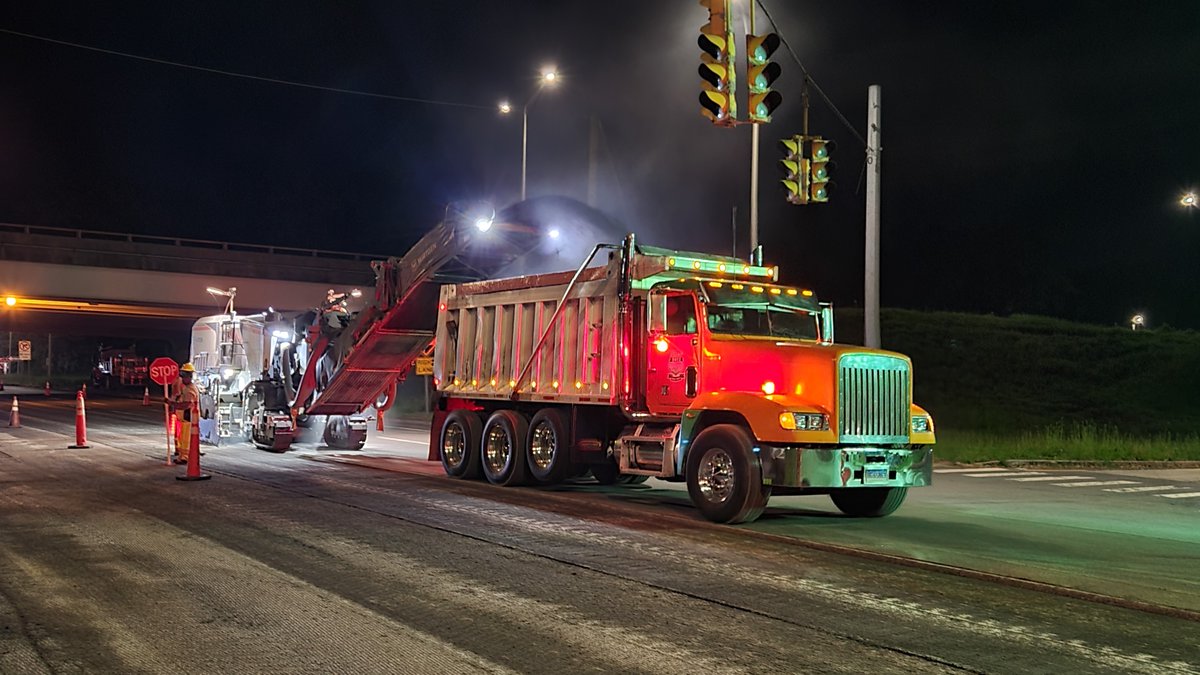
[376,410,385,432]
[68,391,90,449]
[142,387,150,406]
[7,397,19,428]
[177,402,210,481]
[44,381,51,397]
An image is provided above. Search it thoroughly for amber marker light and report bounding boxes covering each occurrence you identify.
[761,381,776,395]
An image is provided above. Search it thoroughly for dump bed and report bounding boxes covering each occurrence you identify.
[434,260,622,406]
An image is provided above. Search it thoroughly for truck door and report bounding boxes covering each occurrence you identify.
[646,290,700,416]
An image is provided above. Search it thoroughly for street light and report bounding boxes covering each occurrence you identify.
[1131,314,1145,331]
[1181,192,1197,208]
[500,67,560,201]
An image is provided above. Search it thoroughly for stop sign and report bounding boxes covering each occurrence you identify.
[149,357,180,386]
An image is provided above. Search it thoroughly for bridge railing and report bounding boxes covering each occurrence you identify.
[0,222,382,263]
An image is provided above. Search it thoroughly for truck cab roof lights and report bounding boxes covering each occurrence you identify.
[665,256,774,278]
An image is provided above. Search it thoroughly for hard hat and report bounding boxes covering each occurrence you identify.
[180,363,196,373]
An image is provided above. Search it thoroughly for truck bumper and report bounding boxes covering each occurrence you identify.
[759,445,933,489]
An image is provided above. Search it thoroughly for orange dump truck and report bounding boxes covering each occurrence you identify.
[430,234,935,523]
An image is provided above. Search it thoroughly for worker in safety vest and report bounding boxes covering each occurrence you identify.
[166,363,201,463]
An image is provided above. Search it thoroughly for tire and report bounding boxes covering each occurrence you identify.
[686,424,771,524]
[440,410,482,479]
[830,487,907,517]
[526,408,571,485]
[618,475,650,485]
[322,415,366,450]
[481,410,529,486]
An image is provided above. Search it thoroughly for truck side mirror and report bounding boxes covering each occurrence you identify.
[819,303,835,344]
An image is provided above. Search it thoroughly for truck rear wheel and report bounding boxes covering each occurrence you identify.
[440,410,482,479]
[686,424,771,524]
[526,408,571,485]
[830,487,907,517]
[481,410,529,486]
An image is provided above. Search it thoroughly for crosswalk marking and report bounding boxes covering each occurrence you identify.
[1103,485,1189,493]
[935,467,1011,474]
[1158,492,1200,499]
[1009,475,1093,482]
[1053,480,1140,488]
[965,471,1046,478]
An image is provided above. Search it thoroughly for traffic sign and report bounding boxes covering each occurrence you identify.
[149,357,179,386]
[18,341,31,361]
[414,356,434,376]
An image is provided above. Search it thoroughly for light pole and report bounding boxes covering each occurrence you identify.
[500,68,559,202]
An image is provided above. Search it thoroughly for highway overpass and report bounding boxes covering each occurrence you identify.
[1,222,382,337]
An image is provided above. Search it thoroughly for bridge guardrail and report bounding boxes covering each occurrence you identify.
[0,222,383,263]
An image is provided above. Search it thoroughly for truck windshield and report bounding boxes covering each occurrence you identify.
[703,286,819,340]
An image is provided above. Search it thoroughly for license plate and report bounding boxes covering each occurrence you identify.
[865,467,890,484]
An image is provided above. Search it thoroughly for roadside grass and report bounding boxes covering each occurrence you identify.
[836,308,1200,462]
[934,424,1200,464]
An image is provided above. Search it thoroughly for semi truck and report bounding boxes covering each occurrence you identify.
[430,233,935,524]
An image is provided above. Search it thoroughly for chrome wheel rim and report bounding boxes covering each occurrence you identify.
[442,423,466,468]
[529,422,556,471]
[697,448,734,503]
[484,425,511,474]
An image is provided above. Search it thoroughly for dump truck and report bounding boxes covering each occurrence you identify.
[430,233,935,524]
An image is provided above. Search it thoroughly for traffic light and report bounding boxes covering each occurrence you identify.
[746,33,782,123]
[779,136,808,205]
[808,137,833,203]
[698,0,736,125]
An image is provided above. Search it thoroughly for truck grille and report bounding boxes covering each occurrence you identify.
[837,353,910,444]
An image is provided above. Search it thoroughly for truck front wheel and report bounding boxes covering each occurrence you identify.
[830,487,907,517]
[686,424,770,524]
[440,410,482,479]
[481,410,529,486]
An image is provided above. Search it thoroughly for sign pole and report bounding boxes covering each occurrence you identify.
[163,382,173,465]
[148,357,180,466]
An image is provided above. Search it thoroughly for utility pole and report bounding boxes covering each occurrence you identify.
[865,85,882,348]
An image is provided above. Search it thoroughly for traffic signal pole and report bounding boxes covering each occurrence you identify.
[865,84,882,348]
[748,2,759,253]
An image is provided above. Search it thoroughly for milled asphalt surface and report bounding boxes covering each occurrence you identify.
[1,391,1198,673]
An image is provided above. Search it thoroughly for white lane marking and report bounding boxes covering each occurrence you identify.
[1103,485,1190,493]
[377,435,428,446]
[935,467,1012,473]
[1053,480,1140,488]
[1009,475,1094,482]
[1158,492,1200,499]
[965,472,1047,478]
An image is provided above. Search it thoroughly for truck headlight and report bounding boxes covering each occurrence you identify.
[779,412,829,431]
[911,415,932,433]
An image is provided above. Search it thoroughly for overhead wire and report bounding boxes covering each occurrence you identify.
[754,2,866,148]
[755,2,870,193]
[0,28,494,110]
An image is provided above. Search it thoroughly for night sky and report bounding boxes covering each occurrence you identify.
[3,2,1199,328]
